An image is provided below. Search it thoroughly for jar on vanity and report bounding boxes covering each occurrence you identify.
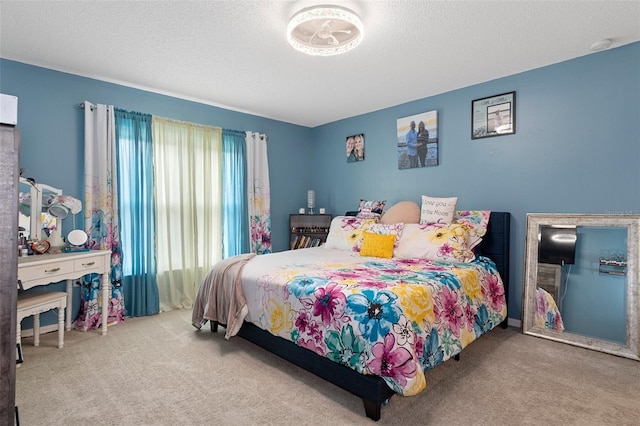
[46,227,65,253]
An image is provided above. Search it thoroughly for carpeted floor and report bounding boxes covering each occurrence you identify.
[15,309,640,425]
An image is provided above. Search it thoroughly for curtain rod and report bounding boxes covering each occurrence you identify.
[77,103,110,111]
[77,104,263,140]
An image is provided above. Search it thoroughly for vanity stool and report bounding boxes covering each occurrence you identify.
[17,291,67,349]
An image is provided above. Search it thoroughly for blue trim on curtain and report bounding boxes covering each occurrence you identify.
[115,108,160,316]
[222,129,249,258]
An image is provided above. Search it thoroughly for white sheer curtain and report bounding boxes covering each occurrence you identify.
[245,131,271,254]
[152,117,222,311]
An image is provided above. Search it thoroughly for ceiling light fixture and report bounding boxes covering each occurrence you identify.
[287,5,364,56]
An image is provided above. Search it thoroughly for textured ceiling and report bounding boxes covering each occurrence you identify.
[1,1,639,128]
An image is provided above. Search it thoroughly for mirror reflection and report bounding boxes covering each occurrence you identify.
[523,214,639,360]
[17,177,62,241]
[18,178,34,238]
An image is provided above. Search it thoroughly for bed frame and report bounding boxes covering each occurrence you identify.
[216,212,511,421]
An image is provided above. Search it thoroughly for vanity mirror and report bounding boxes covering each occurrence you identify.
[522,214,640,360]
[18,177,37,238]
[18,177,62,241]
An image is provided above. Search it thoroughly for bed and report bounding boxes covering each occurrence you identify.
[193,210,510,421]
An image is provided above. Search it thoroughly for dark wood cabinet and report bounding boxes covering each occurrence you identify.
[0,125,19,424]
[289,214,332,250]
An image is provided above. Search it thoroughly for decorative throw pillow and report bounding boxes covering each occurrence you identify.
[380,201,420,224]
[356,199,387,220]
[454,210,491,237]
[324,216,376,252]
[453,210,491,250]
[394,223,475,262]
[420,195,458,225]
[359,232,396,258]
[368,223,404,250]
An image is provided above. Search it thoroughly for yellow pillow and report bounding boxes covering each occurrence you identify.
[359,231,396,258]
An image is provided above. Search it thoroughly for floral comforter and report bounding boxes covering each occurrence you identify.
[534,287,564,331]
[236,247,507,396]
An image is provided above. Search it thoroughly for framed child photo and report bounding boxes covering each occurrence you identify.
[471,91,516,139]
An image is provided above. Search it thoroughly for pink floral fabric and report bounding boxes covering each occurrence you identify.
[251,252,507,396]
[453,210,491,237]
[76,102,124,331]
[535,287,564,331]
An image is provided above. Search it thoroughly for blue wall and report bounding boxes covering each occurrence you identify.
[3,42,639,323]
[310,42,640,322]
[1,58,315,323]
[0,58,315,249]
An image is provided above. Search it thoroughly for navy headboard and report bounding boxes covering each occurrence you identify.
[480,212,511,310]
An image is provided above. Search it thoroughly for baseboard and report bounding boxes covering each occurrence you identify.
[20,324,59,339]
[507,317,521,329]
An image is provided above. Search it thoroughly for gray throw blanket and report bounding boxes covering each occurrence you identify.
[191,253,256,339]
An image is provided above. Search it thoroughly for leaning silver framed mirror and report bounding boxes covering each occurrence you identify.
[522,213,640,361]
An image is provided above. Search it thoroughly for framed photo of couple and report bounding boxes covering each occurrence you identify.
[471,91,516,139]
[396,110,438,170]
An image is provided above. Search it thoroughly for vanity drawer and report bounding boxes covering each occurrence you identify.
[18,251,111,290]
[23,260,75,282]
[74,255,106,273]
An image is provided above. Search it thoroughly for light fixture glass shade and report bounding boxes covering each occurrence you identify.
[307,190,316,208]
[307,190,316,214]
[47,194,86,246]
[287,5,364,56]
[47,195,82,218]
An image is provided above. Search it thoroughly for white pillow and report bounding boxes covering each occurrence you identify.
[420,195,458,225]
[395,223,475,262]
[324,216,376,252]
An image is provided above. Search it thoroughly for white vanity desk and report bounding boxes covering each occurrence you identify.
[18,250,111,335]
